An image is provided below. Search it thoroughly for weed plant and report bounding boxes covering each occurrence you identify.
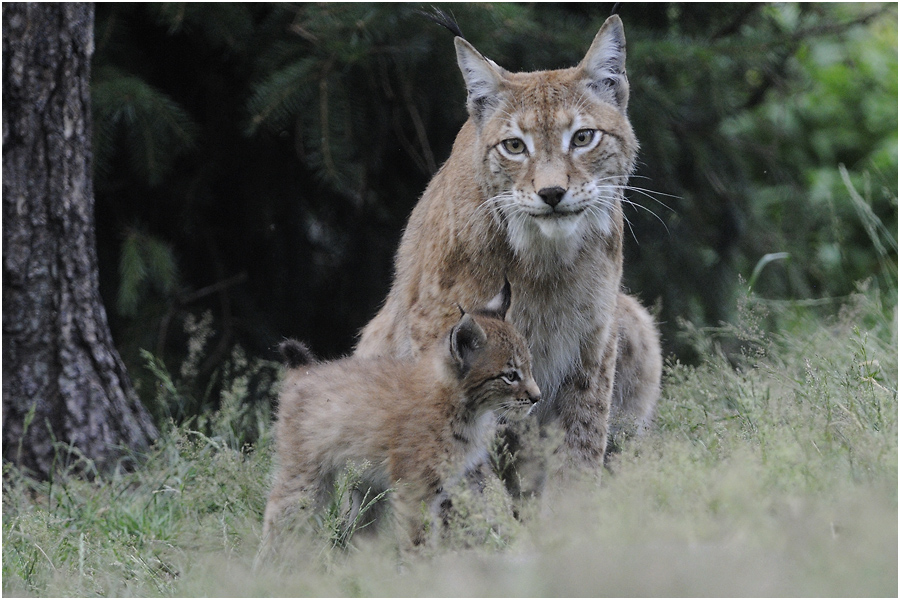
[3,291,896,596]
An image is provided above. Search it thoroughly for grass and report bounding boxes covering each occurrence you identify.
[3,289,897,597]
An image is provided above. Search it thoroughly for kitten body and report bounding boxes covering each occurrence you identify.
[263,289,540,548]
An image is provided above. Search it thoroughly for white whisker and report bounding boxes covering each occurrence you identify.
[622,185,680,207]
[463,191,514,232]
[620,206,639,245]
[620,198,670,234]
[592,175,680,209]
[595,183,673,234]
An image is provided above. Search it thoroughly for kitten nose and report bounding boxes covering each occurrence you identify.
[537,186,566,208]
[526,381,541,404]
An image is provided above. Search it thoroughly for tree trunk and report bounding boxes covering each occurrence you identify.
[2,3,158,478]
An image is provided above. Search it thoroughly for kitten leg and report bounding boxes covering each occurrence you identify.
[261,468,327,544]
[495,418,548,516]
[391,479,443,552]
[256,469,335,574]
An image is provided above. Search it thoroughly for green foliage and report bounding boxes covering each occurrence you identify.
[117,229,179,317]
[138,310,279,448]
[660,291,897,489]
[92,70,197,186]
[619,3,898,358]
[3,294,896,596]
[89,4,897,385]
[149,2,255,47]
[245,4,465,196]
[319,462,392,552]
[2,425,270,597]
[716,3,898,304]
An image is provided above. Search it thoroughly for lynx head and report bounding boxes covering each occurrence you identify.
[455,15,638,258]
[446,281,540,420]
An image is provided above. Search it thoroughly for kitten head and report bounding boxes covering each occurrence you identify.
[454,15,637,258]
[447,282,541,420]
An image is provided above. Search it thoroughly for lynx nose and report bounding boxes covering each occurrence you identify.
[537,186,566,208]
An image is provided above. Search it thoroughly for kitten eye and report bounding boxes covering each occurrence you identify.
[500,370,521,385]
[501,138,527,155]
[571,129,597,148]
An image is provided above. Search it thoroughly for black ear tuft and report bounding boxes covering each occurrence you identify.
[417,6,464,39]
[449,314,487,374]
[278,339,316,368]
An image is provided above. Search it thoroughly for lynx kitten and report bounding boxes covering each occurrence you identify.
[263,283,540,548]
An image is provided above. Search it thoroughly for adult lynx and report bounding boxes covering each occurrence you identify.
[356,15,661,486]
[263,284,541,549]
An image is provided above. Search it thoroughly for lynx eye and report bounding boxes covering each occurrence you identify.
[571,129,597,148]
[500,370,521,385]
[501,138,527,155]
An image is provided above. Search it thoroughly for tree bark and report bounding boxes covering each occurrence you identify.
[3,3,158,478]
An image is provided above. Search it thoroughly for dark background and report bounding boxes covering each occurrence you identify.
[89,3,897,422]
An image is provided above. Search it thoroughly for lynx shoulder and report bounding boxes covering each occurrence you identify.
[263,284,540,549]
[356,15,662,476]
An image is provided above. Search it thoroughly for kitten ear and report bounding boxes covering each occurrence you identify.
[579,15,629,111]
[483,278,512,321]
[455,37,506,124]
[450,313,487,374]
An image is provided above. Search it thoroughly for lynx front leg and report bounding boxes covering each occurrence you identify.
[555,330,618,471]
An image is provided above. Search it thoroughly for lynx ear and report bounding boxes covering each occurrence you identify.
[579,15,629,111]
[483,278,512,321]
[455,37,506,123]
[450,313,487,374]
